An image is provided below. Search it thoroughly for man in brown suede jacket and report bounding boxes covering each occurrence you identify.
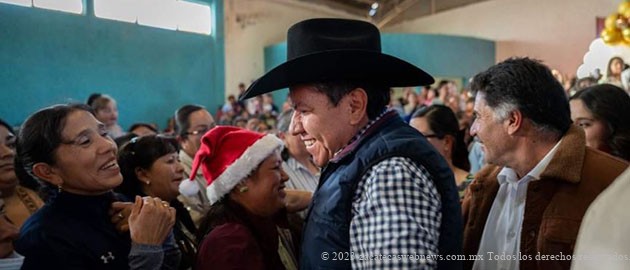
[462,57,628,270]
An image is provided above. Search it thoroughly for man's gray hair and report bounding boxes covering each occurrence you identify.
[276,109,293,133]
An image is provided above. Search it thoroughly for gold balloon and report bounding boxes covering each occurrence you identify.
[617,17,629,29]
[619,1,630,15]
[607,13,620,30]
[602,28,623,44]
[622,28,630,42]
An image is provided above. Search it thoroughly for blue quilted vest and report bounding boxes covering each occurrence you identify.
[300,112,463,269]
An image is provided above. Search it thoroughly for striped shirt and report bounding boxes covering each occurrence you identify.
[282,157,320,193]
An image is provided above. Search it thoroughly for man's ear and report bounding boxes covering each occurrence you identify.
[347,88,368,125]
[32,162,63,186]
[505,110,523,135]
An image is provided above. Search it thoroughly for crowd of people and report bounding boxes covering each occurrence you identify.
[0,18,629,270]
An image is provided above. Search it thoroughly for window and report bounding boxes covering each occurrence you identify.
[94,0,212,35]
[34,0,82,14]
[0,0,31,8]
[0,0,83,14]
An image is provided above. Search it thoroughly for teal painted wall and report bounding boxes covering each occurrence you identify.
[0,0,225,130]
[264,33,495,105]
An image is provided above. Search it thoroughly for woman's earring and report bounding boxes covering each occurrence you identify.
[239,186,249,193]
[57,185,63,193]
[145,181,151,185]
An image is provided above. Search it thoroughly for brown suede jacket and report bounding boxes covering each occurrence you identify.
[462,126,629,270]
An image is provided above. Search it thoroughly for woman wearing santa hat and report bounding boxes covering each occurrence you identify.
[181,126,299,270]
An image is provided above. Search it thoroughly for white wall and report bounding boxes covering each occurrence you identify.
[223,0,359,96]
[384,0,618,77]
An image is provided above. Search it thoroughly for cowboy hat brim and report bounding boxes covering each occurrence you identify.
[240,50,434,100]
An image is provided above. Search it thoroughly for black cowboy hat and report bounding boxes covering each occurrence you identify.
[240,18,434,100]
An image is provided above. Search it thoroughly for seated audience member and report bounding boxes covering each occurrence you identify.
[410,105,472,199]
[117,135,197,270]
[275,109,318,218]
[572,167,630,270]
[599,56,625,87]
[276,109,319,193]
[89,94,125,139]
[128,123,158,137]
[467,138,485,175]
[174,104,216,227]
[462,58,629,270]
[14,104,180,269]
[0,119,43,228]
[569,84,630,161]
[0,200,22,270]
[190,126,299,269]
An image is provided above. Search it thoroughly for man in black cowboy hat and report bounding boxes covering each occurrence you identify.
[241,18,462,269]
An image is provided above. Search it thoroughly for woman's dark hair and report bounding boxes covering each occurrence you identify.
[86,93,102,107]
[570,84,630,161]
[174,104,205,138]
[115,135,179,199]
[412,105,470,171]
[128,123,158,135]
[16,104,93,198]
[312,80,390,120]
[114,133,138,149]
[0,118,13,134]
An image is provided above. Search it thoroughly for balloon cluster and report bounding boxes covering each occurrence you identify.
[602,1,630,45]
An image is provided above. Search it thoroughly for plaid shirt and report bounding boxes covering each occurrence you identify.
[345,110,442,269]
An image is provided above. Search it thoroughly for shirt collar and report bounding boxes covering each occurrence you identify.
[497,139,563,184]
[330,109,393,162]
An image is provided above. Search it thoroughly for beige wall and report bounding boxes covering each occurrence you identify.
[384,0,618,77]
[223,0,359,96]
[224,0,620,95]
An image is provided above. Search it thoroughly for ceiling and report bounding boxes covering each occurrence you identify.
[295,0,490,28]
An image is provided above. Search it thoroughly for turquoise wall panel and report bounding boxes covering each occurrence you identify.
[0,0,224,130]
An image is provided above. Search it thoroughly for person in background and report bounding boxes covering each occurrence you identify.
[0,199,22,270]
[599,56,625,87]
[275,109,318,219]
[14,104,180,269]
[191,127,299,269]
[174,105,215,228]
[240,18,462,269]
[0,119,43,229]
[89,94,125,139]
[128,123,158,137]
[410,105,472,199]
[462,57,628,270]
[117,135,197,270]
[569,84,630,161]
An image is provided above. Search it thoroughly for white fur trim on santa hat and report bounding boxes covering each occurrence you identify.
[179,177,200,197]
[206,134,283,205]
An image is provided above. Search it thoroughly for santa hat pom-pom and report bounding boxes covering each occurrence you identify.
[179,179,200,197]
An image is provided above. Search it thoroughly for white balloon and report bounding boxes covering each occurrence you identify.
[577,38,630,78]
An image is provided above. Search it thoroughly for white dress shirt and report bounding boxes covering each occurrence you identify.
[473,140,561,270]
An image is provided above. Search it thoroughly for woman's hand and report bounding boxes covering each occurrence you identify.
[128,196,176,245]
[109,201,132,232]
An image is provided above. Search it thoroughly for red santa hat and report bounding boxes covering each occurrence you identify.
[178,126,284,205]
